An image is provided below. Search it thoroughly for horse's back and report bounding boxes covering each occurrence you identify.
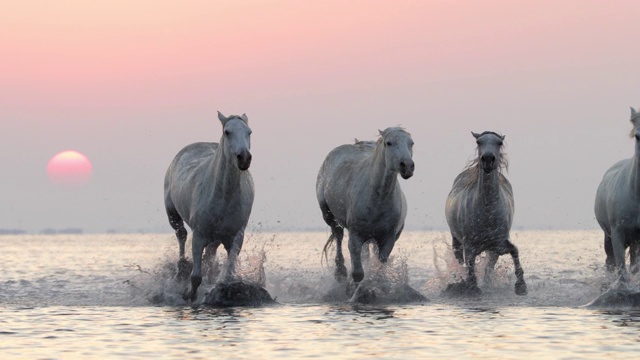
[316,142,374,195]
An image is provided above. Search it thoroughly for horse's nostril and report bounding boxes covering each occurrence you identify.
[400,161,406,169]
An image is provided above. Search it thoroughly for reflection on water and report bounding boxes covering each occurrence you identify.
[597,310,640,331]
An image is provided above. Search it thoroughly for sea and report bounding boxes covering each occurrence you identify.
[1,231,639,359]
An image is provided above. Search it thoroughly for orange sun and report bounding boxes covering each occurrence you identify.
[47,150,92,186]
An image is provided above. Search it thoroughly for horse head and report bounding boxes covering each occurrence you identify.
[379,127,415,179]
[472,131,506,174]
[218,111,252,171]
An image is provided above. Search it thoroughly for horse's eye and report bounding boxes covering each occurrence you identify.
[386,141,392,146]
[635,134,640,141]
[224,130,230,136]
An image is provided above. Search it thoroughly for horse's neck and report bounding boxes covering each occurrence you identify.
[207,144,242,198]
[365,144,397,199]
[476,167,501,203]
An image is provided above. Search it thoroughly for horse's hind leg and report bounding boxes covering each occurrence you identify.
[332,227,348,281]
[167,207,190,280]
[320,203,347,281]
[504,240,527,295]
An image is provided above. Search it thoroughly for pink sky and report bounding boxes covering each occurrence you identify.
[2,1,640,232]
[2,1,635,109]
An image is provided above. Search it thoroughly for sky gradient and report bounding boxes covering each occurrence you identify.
[2,1,640,233]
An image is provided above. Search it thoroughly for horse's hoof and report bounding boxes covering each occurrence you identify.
[515,280,527,296]
[177,258,192,281]
[182,288,197,302]
[442,281,482,298]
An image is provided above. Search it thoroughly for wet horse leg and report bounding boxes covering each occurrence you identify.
[332,226,347,281]
[463,247,482,296]
[219,231,245,283]
[504,240,527,295]
[604,233,615,273]
[320,203,347,281]
[203,243,220,282]
[348,233,366,283]
[463,247,479,291]
[168,211,190,280]
[452,235,464,264]
[184,233,206,301]
[611,228,629,287]
[483,251,499,287]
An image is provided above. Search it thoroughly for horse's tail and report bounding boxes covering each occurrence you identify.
[321,233,336,266]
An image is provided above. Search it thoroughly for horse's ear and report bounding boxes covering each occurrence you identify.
[500,134,506,141]
[471,131,481,139]
[378,129,384,136]
[631,107,638,118]
[241,113,249,123]
[217,111,228,125]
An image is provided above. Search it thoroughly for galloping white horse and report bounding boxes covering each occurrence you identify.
[164,112,254,301]
[316,127,415,285]
[445,131,527,296]
[595,107,640,284]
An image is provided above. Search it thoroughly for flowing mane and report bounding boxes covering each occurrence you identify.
[456,132,509,189]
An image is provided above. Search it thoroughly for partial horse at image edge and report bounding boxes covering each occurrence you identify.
[594,106,640,286]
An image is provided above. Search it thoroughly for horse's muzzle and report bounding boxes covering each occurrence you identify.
[400,160,414,179]
[237,151,252,171]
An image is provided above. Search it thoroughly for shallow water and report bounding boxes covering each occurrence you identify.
[1,231,640,358]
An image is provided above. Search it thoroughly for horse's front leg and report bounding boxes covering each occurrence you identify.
[604,233,615,272]
[611,228,629,287]
[203,243,220,282]
[348,233,366,283]
[219,231,245,283]
[463,247,480,293]
[483,251,499,287]
[184,234,206,302]
[504,240,527,295]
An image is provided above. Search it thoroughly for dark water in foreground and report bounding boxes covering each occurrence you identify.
[1,231,640,358]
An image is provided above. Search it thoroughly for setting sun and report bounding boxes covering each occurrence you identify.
[46,150,92,186]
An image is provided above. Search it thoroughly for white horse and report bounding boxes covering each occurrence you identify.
[316,127,415,285]
[445,131,527,296]
[164,112,254,301]
[595,107,640,285]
